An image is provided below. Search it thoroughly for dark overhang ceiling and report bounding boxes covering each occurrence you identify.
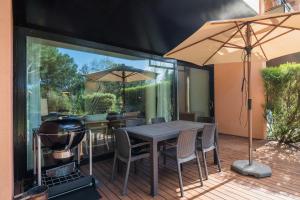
[13,0,256,55]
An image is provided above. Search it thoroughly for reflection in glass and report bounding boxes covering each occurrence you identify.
[26,37,176,170]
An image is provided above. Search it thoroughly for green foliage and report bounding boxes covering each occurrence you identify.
[47,90,72,113]
[125,84,151,112]
[39,46,84,96]
[83,93,116,114]
[125,81,171,112]
[262,63,300,144]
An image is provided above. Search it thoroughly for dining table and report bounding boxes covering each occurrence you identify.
[123,120,218,196]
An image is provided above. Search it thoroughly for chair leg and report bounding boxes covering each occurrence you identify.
[196,152,203,186]
[177,162,184,197]
[215,147,221,172]
[111,153,117,181]
[122,161,131,195]
[134,161,138,174]
[202,151,208,180]
[163,144,166,166]
[105,128,109,150]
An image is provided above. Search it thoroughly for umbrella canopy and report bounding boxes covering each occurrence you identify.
[86,64,157,82]
[86,64,157,112]
[165,11,300,177]
[165,11,300,65]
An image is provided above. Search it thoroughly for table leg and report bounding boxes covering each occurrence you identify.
[150,140,158,196]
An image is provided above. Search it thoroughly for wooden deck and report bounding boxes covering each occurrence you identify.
[82,134,300,200]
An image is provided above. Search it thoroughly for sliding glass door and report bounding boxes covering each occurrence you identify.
[25,36,176,170]
[177,65,214,120]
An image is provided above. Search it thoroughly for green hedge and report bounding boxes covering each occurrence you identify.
[125,84,153,112]
[125,81,171,112]
[262,63,300,144]
[47,90,72,113]
[83,92,116,114]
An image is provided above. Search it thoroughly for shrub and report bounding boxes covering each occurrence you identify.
[83,92,116,114]
[125,81,171,113]
[262,63,300,144]
[125,84,149,112]
[47,90,72,113]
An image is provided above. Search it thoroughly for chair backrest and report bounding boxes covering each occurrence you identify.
[125,118,145,127]
[201,124,216,150]
[197,116,215,123]
[151,117,166,124]
[179,112,196,122]
[114,129,131,159]
[176,129,198,159]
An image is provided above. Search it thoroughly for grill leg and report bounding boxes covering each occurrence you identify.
[37,135,42,186]
[89,130,93,176]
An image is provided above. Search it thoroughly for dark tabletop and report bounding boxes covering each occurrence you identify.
[123,120,208,141]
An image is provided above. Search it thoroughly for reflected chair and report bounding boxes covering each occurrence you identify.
[111,129,150,195]
[151,117,166,124]
[125,118,145,127]
[197,116,215,123]
[84,114,109,151]
[179,112,196,121]
[161,129,203,197]
[197,124,221,180]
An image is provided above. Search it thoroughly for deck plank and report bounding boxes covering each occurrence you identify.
[83,134,300,200]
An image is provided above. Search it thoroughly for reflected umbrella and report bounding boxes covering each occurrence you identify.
[86,64,157,112]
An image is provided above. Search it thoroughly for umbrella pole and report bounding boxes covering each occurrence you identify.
[122,71,126,113]
[246,47,253,165]
[246,23,253,165]
[231,23,271,178]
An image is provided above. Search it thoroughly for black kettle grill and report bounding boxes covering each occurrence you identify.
[38,117,85,161]
[33,116,99,199]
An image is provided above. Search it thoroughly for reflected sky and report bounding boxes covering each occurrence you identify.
[59,48,148,71]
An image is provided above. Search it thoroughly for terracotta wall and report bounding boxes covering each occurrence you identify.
[214,62,266,139]
[0,0,14,199]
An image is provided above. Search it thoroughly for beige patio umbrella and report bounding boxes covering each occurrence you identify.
[86,64,157,111]
[165,11,300,177]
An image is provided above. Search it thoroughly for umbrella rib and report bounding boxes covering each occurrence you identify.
[249,24,268,61]
[208,38,244,49]
[235,22,247,46]
[253,29,294,47]
[166,24,240,56]
[111,72,123,78]
[125,72,138,78]
[251,21,300,31]
[223,45,243,49]
[252,15,291,47]
[203,24,245,65]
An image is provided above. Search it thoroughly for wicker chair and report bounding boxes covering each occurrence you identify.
[161,129,203,197]
[151,117,166,124]
[197,124,221,179]
[111,129,150,195]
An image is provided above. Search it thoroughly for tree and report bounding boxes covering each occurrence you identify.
[39,46,84,97]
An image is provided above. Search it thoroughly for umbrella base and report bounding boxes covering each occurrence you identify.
[231,160,272,178]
